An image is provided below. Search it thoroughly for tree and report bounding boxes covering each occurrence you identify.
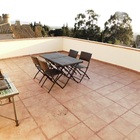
[103,12,133,46]
[62,24,71,36]
[48,29,63,36]
[42,25,50,37]
[41,28,46,37]
[135,35,140,48]
[43,25,50,32]
[73,9,101,41]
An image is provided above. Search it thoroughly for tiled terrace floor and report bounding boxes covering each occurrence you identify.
[0,52,140,140]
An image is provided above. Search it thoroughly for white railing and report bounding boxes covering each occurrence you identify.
[0,37,140,72]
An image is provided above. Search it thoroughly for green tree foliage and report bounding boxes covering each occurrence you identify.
[48,24,72,37]
[48,29,63,36]
[41,28,46,37]
[135,35,140,48]
[28,10,138,49]
[73,9,101,41]
[42,25,50,37]
[62,24,71,36]
[43,25,50,32]
[103,12,133,46]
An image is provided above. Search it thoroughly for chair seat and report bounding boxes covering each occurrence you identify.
[76,64,87,69]
[44,69,62,77]
[74,51,92,83]
[31,56,43,79]
[38,60,64,93]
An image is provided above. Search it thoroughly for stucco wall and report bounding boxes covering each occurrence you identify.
[0,37,63,58]
[0,37,140,72]
[63,37,140,72]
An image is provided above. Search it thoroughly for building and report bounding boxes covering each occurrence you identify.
[0,14,13,39]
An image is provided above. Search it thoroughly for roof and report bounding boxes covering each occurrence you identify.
[0,53,140,139]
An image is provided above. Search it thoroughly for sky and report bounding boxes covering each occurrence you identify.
[0,0,139,33]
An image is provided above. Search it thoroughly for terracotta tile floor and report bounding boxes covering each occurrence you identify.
[0,53,140,140]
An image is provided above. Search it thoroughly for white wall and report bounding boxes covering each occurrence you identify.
[0,37,63,58]
[63,37,140,72]
[0,37,140,72]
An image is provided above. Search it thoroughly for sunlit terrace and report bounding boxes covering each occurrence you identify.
[0,37,140,140]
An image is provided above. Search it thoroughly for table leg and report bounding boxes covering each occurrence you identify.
[12,97,19,126]
[62,64,79,88]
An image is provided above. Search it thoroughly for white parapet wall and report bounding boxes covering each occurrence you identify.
[0,37,63,58]
[0,37,140,72]
[63,37,140,72]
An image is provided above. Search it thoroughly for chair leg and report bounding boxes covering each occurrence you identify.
[74,68,89,83]
[39,75,45,83]
[76,69,82,75]
[48,74,63,93]
[40,73,64,93]
[34,70,40,79]
[84,73,90,79]
[48,81,56,93]
[41,77,48,87]
[79,69,89,82]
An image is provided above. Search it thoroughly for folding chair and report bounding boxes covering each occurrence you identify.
[31,56,43,79]
[66,49,79,74]
[38,60,64,93]
[68,49,78,58]
[75,51,92,83]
